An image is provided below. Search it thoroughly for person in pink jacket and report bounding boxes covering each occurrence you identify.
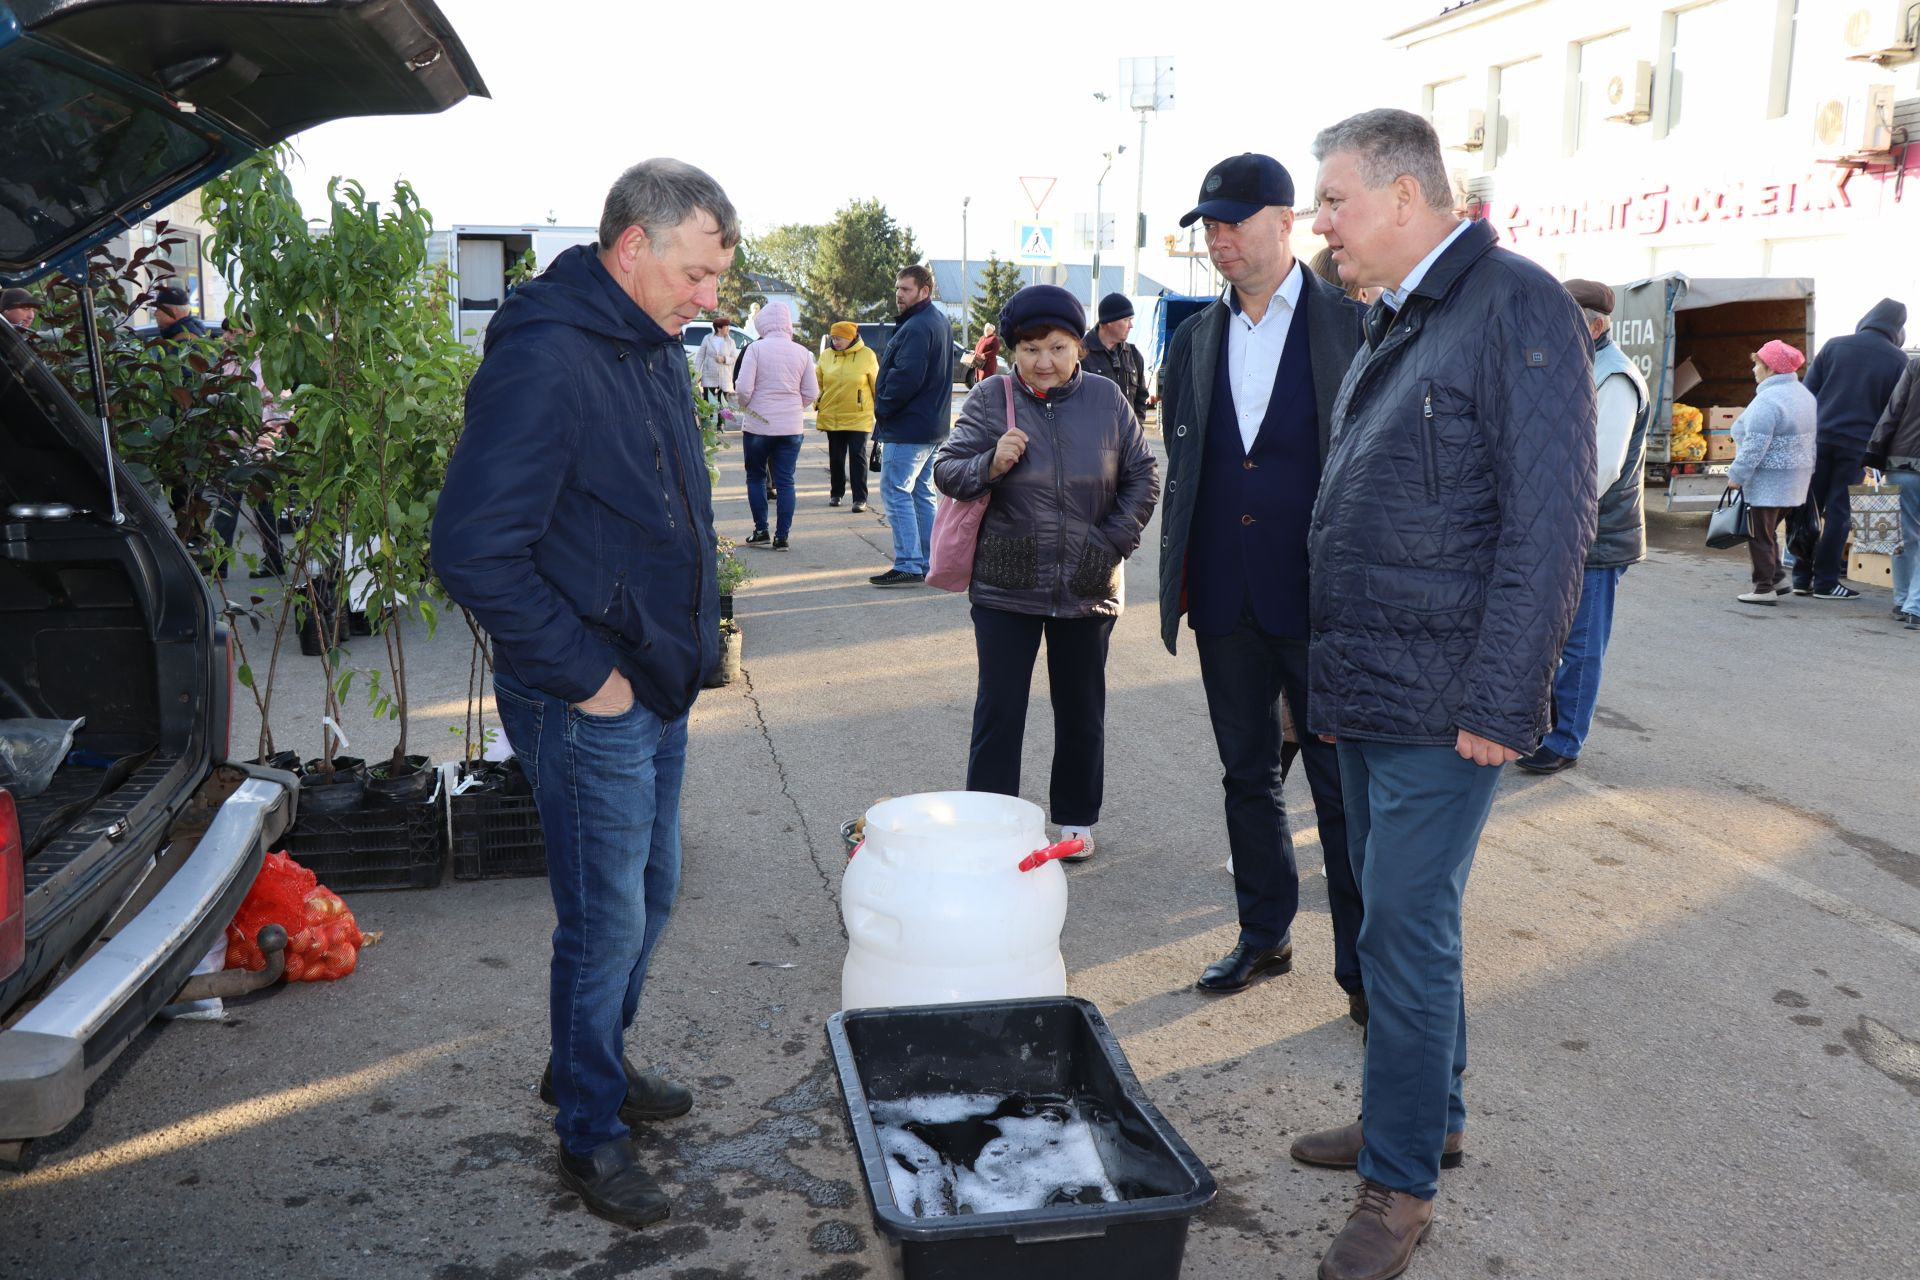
[735,302,818,550]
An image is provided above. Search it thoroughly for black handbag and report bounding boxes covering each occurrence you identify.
[867,440,883,473]
[1705,486,1751,549]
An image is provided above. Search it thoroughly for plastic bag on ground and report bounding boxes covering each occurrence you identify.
[225,850,364,982]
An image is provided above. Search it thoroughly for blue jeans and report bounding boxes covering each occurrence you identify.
[880,441,937,574]
[1338,739,1502,1200]
[492,669,688,1157]
[1890,469,1920,616]
[1543,565,1626,760]
[1194,617,1361,992]
[742,432,801,538]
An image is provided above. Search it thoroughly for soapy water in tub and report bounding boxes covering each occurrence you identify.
[871,1092,1122,1217]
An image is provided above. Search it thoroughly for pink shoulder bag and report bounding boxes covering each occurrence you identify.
[925,374,1013,593]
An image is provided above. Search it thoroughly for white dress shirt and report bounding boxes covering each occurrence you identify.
[1224,260,1304,452]
[1594,373,1639,491]
[1382,219,1472,313]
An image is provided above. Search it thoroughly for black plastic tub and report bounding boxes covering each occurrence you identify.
[827,996,1215,1280]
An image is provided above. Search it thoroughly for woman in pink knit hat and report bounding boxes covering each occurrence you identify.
[1727,339,1817,605]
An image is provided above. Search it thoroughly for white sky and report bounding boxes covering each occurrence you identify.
[285,0,1436,290]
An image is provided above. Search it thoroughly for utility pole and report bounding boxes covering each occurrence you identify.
[960,196,971,339]
[1117,56,1173,297]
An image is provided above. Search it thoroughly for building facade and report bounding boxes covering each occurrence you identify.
[1392,0,1920,350]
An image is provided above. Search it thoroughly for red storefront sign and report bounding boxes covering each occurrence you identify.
[1476,161,1912,241]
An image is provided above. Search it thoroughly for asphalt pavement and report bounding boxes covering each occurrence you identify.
[3,417,1917,1280]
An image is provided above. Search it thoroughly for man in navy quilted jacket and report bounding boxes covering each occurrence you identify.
[1291,110,1596,1280]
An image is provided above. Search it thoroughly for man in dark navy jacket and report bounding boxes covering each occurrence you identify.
[1298,110,1594,1280]
[433,159,736,1231]
[1156,153,1366,1012]
[870,263,955,586]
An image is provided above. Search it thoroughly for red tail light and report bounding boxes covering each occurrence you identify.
[0,790,23,983]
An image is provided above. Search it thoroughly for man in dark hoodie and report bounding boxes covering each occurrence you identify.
[432,159,736,1230]
[1792,299,1908,599]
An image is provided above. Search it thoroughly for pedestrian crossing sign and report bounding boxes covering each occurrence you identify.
[1015,222,1058,266]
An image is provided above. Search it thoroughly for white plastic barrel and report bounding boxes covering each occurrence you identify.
[840,792,1069,1010]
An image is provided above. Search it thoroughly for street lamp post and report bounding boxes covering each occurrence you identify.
[960,196,971,339]
[1091,151,1114,311]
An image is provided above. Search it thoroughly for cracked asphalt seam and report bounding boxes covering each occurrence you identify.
[738,661,846,934]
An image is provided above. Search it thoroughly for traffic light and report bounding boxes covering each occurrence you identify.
[1163,233,1177,253]
[1137,213,1148,249]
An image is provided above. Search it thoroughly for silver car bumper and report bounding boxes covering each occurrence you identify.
[0,775,290,1141]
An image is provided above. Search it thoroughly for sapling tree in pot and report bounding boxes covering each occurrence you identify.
[206,148,475,795]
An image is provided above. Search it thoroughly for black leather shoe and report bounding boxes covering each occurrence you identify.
[1196,940,1294,994]
[1348,989,1369,1028]
[1515,745,1576,774]
[556,1137,671,1228]
[540,1057,693,1124]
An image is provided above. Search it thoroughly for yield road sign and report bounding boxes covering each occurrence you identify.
[1015,222,1058,266]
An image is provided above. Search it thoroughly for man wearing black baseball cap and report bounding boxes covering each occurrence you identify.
[1155,152,1366,1016]
[153,284,208,343]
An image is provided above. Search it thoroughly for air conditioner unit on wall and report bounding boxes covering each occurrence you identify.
[1812,84,1897,154]
[1603,59,1654,124]
[1842,2,1920,65]
[1434,107,1486,151]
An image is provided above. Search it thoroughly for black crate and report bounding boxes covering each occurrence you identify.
[284,772,445,892]
[827,996,1216,1280]
[450,784,547,880]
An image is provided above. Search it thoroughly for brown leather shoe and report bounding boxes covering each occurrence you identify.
[1318,1179,1434,1280]
[1290,1119,1464,1170]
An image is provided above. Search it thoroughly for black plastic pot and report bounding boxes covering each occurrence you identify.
[703,625,742,688]
[296,583,347,657]
[365,754,435,808]
[299,767,366,814]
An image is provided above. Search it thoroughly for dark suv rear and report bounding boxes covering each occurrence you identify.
[0,0,484,1158]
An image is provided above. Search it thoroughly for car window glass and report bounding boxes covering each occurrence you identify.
[0,53,217,271]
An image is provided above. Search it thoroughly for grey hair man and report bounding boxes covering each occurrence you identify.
[1290,109,1595,1280]
[434,158,739,1230]
[1516,279,1650,774]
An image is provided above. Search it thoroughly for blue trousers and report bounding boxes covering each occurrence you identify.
[742,431,801,539]
[880,442,937,574]
[1543,565,1626,760]
[1339,739,1502,1200]
[493,670,688,1157]
[1194,618,1362,992]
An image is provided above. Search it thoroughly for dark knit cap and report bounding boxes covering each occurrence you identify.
[1097,292,1133,324]
[153,285,191,307]
[999,285,1085,340]
[1563,279,1615,315]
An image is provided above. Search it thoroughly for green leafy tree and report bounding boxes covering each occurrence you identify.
[752,223,823,294]
[802,199,921,336]
[205,146,476,776]
[970,253,1023,342]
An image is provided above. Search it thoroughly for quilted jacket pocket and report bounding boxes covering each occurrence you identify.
[1364,565,1486,616]
[975,532,1039,591]
[1067,540,1121,600]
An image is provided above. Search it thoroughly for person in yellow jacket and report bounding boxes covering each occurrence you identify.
[816,321,880,511]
